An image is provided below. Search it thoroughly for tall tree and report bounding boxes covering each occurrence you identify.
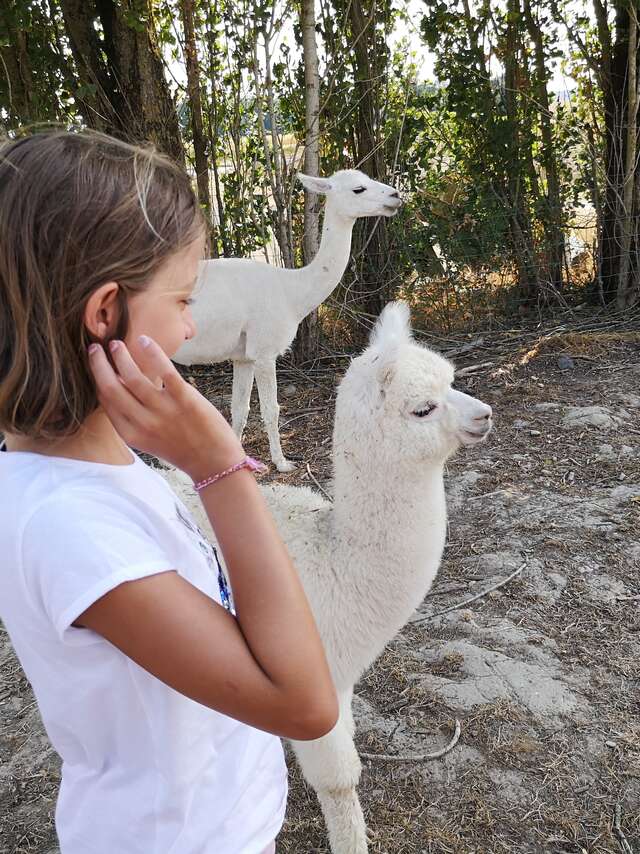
[59,0,184,160]
[522,0,565,292]
[179,0,212,222]
[294,0,323,361]
[617,1,639,308]
[347,0,397,319]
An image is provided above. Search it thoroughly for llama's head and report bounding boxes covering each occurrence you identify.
[297,169,402,220]
[333,303,493,470]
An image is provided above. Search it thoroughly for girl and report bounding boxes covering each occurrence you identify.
[0,130,338,854]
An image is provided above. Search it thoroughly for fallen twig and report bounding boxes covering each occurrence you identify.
[455,361,494,377]
[616,593,640,602]
[444,337,485,358]
[413,563,526,623]
[613,804,634,854]
[305,463,333,502]
[361,718,461,762]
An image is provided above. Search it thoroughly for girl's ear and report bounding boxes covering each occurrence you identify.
[84,282,121,340]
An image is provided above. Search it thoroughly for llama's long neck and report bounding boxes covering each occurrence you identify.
[332,456,448,603]
[287,203,356,321]
[324,454,448,689]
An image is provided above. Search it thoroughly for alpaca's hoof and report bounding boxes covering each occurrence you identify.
[275,459,297,473]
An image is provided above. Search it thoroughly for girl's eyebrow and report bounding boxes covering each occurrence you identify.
[176,276,198,294]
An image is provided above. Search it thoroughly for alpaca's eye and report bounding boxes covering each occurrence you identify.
[352,187,366,194]
[413,404,437,418]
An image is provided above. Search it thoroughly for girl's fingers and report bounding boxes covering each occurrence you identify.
[108,340,158,405]
[129,335,186,398]
[88,344,131,406]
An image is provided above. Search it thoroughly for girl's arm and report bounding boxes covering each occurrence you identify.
[78,338,338,741]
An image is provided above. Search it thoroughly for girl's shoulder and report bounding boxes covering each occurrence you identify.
[0,450,178,551]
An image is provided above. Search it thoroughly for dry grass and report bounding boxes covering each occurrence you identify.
[2,312,640,854]
[520,331,640,364]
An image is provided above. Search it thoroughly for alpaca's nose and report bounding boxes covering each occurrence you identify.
[475,404,492,421]
[390,191,400,199]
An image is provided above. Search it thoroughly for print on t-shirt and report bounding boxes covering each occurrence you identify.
[175,502,235,615]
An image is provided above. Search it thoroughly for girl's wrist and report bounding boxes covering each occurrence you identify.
[193,456,267,492]
[182,444,246,484]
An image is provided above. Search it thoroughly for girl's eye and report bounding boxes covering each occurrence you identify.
[352,187,366,194]
[182,298,195,307]
[413,403,437,418]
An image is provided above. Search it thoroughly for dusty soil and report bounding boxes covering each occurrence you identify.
[1,316,639,854]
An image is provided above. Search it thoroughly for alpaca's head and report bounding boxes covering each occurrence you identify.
[333,303,493,470]
[296,169,402,219]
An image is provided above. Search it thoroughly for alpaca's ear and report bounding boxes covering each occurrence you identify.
[370,302,412,389]
[370,302,412,349]
[297,173,333,194]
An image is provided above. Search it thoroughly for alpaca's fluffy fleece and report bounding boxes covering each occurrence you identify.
[163,302,493,854]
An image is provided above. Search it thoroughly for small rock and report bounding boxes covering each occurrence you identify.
[619,472,626,481]
[557,355,575,370]
[460,609,474,622]
[530,429,542,437]
[282,383,298,398]
[533,402,560,412]
[596,443,615,460]
[513,419,529,429]
[620,393,640,408]
[562,406,621,429]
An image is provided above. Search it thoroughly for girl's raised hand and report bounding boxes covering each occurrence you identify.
[88,336,243,480]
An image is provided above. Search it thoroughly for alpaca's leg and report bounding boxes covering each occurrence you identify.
[292,691,367,854]
[254,359,295,473]
[231,360,255,441]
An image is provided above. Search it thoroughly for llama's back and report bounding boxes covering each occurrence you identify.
[175,258,302,365]
[260,483,333,588]
[259,483,346,653]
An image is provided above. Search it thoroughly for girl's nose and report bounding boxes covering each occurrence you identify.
[185,312,197,341]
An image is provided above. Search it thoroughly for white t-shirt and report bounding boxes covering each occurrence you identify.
[0,448,287,854]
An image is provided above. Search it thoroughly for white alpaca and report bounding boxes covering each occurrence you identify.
[164,303,493,853]
[173,170,402,472]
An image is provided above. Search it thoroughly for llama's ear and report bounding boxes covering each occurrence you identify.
[370,302,412,349]
[369,302,412,389]
[297,173,333,194]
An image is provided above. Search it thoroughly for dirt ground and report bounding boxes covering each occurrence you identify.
[1,313,639,854]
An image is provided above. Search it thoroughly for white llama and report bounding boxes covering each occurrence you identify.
[173,169,402,472]
[164,303,493,853]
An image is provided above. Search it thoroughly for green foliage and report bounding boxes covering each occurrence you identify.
[0,0,629,325]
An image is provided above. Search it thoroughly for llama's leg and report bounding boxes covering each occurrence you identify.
[254,359,295,473]
[230,360,255,442]
[291,691,367,854]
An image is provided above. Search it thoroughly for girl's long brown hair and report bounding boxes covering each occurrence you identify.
[0,130,205,439]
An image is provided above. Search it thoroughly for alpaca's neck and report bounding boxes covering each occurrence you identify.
[287,203,356,320]
[332,458,448,589]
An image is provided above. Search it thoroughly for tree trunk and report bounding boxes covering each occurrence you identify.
[503,0,540,301]
[251,23,294,268]
[523,0,565,291]
[347,0,394,322]
[57,0,117,130]
[180,0,212,227]
[0,10,36,125]
[60,0,184,161]
[617,1,639,308]
[294,0,323,362]
[598,0,630,301]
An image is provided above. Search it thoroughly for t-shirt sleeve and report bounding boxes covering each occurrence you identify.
[20,492,176,642]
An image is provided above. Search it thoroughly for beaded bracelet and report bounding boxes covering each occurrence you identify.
[193,455,267,492]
